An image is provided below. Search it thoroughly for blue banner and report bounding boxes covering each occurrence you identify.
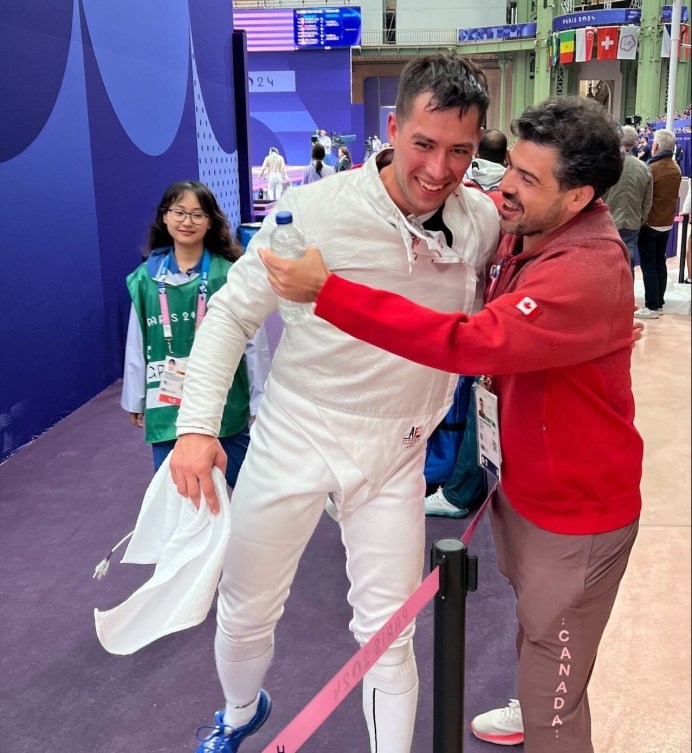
[552,9,640,32]
[662,5,689,23]
[458,22,537,43]
[652,118,692,131]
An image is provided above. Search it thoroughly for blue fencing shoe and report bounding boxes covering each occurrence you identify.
[195,690,272,752]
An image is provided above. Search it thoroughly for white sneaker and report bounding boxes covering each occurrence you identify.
[424,487,468,519]
[471,699,524,746]
[634,307,660,320]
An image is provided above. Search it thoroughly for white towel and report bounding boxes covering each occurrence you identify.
[94,454,231,655]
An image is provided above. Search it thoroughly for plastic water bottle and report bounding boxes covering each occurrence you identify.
[269,211,313,326]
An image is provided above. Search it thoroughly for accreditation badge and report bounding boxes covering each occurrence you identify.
[474,381,501,479]
[157,356,188,406]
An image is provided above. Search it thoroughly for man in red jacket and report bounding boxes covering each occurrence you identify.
[261,96,643,753]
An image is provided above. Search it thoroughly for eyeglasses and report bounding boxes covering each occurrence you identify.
[167,208,208,224]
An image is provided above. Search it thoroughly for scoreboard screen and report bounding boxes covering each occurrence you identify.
[234,7,361,51]
[294,7,362,49]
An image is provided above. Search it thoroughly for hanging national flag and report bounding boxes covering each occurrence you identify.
[617,25,640,59]
[682,24,690,61]
[661,23,672,57]
[559,30,576,64]
[575,27,595,62]
[663,23,691,59]
[597,27,620,60]
[549,33,560,67]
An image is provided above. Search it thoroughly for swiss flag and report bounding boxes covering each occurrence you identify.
[597,27,620,60]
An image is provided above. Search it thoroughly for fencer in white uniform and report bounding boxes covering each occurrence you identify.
[172,55,499,753]
[258,147,288,201]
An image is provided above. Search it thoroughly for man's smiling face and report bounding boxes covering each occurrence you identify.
[382,93,482,217]
[497,139,593,251]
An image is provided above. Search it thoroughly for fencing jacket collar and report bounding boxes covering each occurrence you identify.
[359,148,489,275]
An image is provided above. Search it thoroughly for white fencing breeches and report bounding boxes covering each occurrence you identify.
[267,173,284,201]
[214,379,429,751]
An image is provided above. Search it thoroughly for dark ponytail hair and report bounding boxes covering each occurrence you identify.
[145,181,242,261]
[311,143,326,175]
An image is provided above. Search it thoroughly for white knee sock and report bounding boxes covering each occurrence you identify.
[362,651,419,753]
[215,630,274,727]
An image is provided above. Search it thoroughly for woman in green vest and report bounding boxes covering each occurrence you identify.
[121,181,267,484]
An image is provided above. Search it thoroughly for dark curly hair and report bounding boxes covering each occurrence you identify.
[145,181,241,261]
[395,53,489,128]
[511,97,623,204]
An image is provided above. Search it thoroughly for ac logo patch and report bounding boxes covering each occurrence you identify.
[402,425,423,448]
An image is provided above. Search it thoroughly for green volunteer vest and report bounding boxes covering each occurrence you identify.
[126,253,250,444]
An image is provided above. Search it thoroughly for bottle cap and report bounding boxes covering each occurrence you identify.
[275,211,293,225]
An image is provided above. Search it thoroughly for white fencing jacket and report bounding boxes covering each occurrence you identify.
[177,150,499,444]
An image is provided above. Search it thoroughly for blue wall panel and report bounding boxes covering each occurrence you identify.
[0,2,362,459]
[0,0,242,459]
[0,2,106,457]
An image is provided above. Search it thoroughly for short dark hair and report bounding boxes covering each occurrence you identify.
[395,54,489,129]
[511,96,622,203]
[478,129,508,164]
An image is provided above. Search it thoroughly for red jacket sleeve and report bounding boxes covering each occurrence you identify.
[315,253,635,376]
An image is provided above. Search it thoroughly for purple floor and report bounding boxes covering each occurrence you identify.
[0,383,519,752]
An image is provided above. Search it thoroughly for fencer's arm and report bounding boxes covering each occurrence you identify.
[172,240,280,512]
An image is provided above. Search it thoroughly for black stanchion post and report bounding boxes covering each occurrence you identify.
[679,215,689,283]
[431,538,478,753]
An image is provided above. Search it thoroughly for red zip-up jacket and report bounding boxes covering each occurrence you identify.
[314,201,643,534]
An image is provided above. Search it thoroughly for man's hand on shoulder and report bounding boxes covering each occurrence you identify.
[259,245,330,303]
[632,319,645,346]
[170,434,227,514]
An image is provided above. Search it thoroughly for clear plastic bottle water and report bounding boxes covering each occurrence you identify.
[269,211,313,326]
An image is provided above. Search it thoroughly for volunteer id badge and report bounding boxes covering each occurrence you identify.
[475,383,501,479]
[157,356,188,406]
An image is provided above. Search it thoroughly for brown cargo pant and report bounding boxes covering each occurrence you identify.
[490,487,639,752]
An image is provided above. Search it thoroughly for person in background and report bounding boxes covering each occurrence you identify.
[674,142,684,166]
[424,376,487,519]
[261,95,643,753]
[169,54,498,753]
[633,133,651,162]
[602,124,653,276]
[317,129,334,166]
[337,145,353,172]
[635,128,682,319]
[371,134,382,153]
[257,147,289,202]
[121,181,270,481]
[302,143,335,184]
[464,128,508,192]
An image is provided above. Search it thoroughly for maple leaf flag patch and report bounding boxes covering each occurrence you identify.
[515,296,540,319]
